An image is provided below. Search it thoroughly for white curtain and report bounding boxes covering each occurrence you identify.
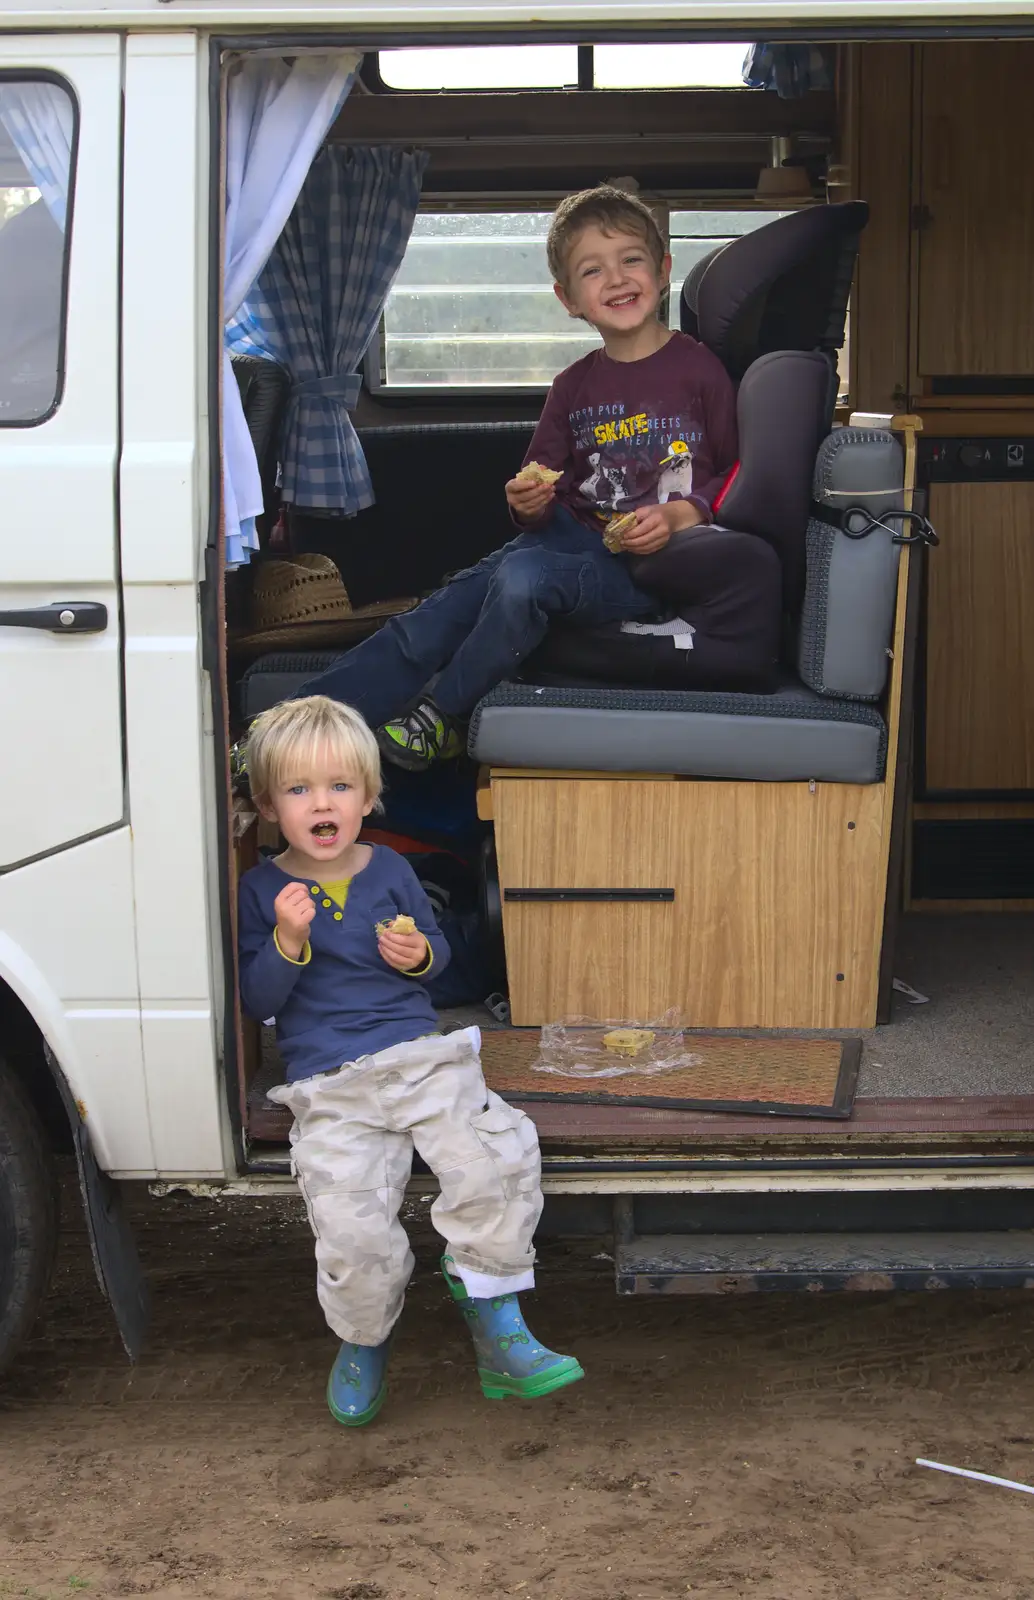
[0,81,75,229]
[222,52,359,567]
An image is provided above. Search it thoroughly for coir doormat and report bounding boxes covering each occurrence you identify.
[479,1030,861,1120]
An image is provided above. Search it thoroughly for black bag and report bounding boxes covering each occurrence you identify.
[404,852,496,1008]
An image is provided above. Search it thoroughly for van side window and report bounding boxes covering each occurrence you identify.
[0,78,75,426]
[366,207,791,396]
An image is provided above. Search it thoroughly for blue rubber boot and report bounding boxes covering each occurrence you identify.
[442,1256,584,1401]
[327,1336,391,1427]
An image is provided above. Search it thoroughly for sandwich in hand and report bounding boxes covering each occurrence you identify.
[515,461,562,487]
[602,511,637,553]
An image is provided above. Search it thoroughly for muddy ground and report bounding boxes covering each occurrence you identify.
[3,1180,1034,1600]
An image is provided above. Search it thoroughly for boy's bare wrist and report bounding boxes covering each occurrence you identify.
[669,501,705,532]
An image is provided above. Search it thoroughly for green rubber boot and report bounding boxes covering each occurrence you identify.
[442,1256,584,1401]
[326,1336,391,1427]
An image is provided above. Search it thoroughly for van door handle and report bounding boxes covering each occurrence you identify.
[0,601,108,634]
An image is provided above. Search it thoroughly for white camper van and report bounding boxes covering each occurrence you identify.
[2,0,1034,1373]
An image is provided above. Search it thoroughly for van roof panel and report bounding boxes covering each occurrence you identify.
[3,0,1034,36]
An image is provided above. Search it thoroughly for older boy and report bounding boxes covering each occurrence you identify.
[300,185,738,769]
[238,695,582,1426]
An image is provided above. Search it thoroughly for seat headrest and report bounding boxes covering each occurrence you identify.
[681,201,869,380]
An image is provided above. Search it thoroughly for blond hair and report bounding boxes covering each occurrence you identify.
[246,696,382,807]
[546,185,666,289]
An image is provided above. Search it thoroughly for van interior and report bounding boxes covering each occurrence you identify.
[223,36,1034,1177]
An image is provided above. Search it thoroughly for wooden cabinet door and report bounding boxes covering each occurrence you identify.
[492,776,889,1029]
[918,42,1034,377]
[924,482,1034,792]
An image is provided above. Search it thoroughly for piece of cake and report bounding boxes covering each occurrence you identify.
[375,913,417,935]
[601,1027,656,1057]
[515,461,562,486]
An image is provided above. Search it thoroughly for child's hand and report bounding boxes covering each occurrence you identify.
[505,474,556,524]
[621,500,704,555]
[274,882,315,961]
[377,927,430,973]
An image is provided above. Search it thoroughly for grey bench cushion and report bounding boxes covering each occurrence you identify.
[469,680,887,784]
[239,651,346,721]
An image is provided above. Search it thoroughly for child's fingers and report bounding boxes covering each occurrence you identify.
[275,886,310,916]
[378,931,428,968]
[625,510,664,544]
[378,930,424,953]
[508,478,553,506]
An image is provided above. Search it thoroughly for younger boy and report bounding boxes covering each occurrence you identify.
[237,695,582,1426]
[299,184,738,768]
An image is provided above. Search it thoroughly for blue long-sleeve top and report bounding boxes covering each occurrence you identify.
[238,845,451,1083]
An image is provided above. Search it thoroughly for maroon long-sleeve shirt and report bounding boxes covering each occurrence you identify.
[519,331,738,531]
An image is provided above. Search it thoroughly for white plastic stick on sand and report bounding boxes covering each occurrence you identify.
[916,1458,1034,1496]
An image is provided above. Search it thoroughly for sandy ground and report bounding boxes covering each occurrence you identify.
[3,1182,1034,1599]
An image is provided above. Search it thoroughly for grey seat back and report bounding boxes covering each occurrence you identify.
[797,429,904,701]
[680,202,869,619]
[714,348,832,614]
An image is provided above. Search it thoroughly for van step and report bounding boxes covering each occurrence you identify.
[614,1231,1034,1294]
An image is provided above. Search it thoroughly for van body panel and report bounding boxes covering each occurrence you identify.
[0,14,1029,1219]
[0,35,123,869]
[120,35,227,1179]
[121,32,206,592]
[0,829,153,1173]
[1,2,1033,34]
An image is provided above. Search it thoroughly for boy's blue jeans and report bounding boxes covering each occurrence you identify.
[298,506,654,725]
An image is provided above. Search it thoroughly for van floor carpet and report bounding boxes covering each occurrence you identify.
[246,914,1034,1138]
[474,1029,859,1118]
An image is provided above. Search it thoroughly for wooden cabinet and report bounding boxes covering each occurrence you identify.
[492,775,891,1030]
[917,43,1034,378]
[923,481,1034,793]
[850,41,913,414]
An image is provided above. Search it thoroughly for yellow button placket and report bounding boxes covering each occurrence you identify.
[309,883,346,923]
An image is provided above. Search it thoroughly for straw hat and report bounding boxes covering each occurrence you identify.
[233,552,416,653]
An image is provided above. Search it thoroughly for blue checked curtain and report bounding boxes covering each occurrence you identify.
[227,144,428,516]
[742,44,834,98]
[0,82,74,230]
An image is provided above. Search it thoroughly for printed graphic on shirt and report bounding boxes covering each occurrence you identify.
[569,403,700,520]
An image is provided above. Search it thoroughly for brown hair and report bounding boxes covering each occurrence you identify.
[546,185,666,287]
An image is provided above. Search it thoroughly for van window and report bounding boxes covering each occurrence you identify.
[370,207,790,394]
[372,211,597,391]
[376,43,748,92]
[379,46,580,92]
[668,209,790,309]
[0,78,74,425]
[593,43,748,89]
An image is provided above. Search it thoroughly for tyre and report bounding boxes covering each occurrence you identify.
[0,1057,59,1375]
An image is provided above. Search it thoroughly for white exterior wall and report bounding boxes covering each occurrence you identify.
[0,0,1029,27]
[0,2,1024,1187]
[119,32,228,1178]
[0,32,229,1179]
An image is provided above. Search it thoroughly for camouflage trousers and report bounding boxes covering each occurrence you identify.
[267,1027,543,1346]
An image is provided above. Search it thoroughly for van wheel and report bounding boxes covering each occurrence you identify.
[0,1057,58,1376]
